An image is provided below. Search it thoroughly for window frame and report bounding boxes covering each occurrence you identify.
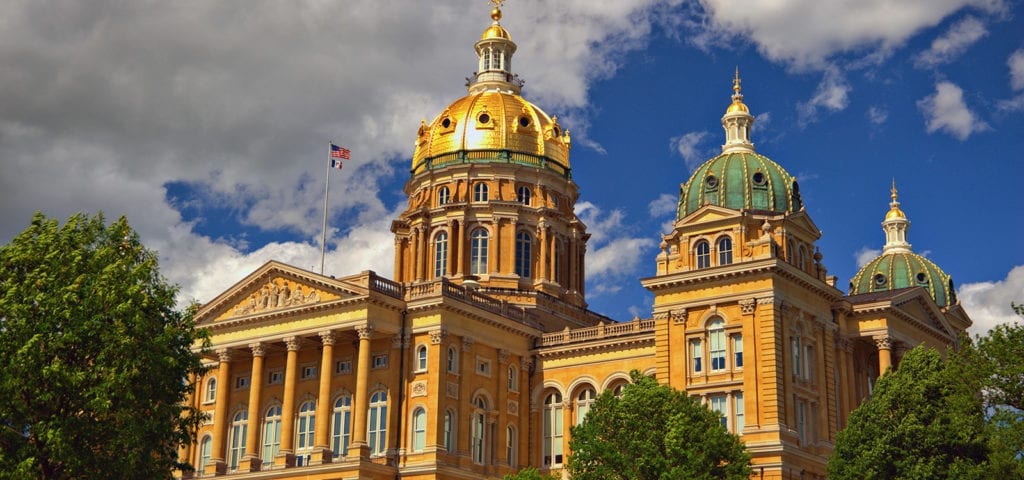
[514,230,532,278]
[516,185,531,205]
[415,344,428,372]
[433,231,448,278]
[575,387,596,426]
[411,407,427,453]
[438,186,450,206]
[717,236,733,265]
[542,392,564,467]
[695,240,711,269]
[473,182,489,202]
[262,405,282,467]
[470,228,489,275]
[295,400,316,465]
[228,410,248,470]
[708,318,727,372]
[368,390,388,456]
[332,395,352,458]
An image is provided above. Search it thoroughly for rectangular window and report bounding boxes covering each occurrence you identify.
[335,360,352,375]
[791,337,802,379]
[796,400,807,445]
[734,393,744,433]
[710,395,727,429]
[710,330,726,371]
[805,345,815,381]
[234,375,250,390]
[268,369,283,385]
[372,353,388,369]
[692,340,703,373]
[733,335,744,368]
[300,365,317,380]
[476,358,491,377]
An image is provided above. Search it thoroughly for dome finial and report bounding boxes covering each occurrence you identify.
[886,178,906,221]
[721,67,754,153]
[489,0,504,22]
[882,181,911,253]
[733,66,742,95]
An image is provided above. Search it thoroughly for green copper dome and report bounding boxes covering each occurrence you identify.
[677,151,802,219]
[849,252,955,307]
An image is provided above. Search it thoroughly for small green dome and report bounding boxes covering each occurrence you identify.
[849,252,956,307]
[678,151,802,219]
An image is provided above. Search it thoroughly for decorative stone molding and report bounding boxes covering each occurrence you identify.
[522,358,535,373]
[507,399,519,416]
[391,334,410,349]
[462,336,475,351]
[233,280,321,316]
[756,296,775,307]
[217,348,232,363]
[671,308,688,325]
[429,328,448,345]
[411,381,428,398]
[446,381,459,400]
[739,298,756,315]
[356,325,374,340]
[319,331,336,346]
[498,349,510,365]
[249,342,265,357]
[874,336,893,350]
[284,336,301,352]
[838,337,854,353]
[652,311,669,321]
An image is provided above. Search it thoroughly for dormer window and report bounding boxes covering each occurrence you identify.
[474,183,489,202]
[517,186,531,205]
[438,186,450,206]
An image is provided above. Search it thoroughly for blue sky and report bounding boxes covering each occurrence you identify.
[0,0,1021,333]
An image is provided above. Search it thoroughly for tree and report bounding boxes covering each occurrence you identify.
[968,307,1024,477]
[828,345,989,479]
[503,466,560,480]
[0,212,208,479]
[567,371,751,480]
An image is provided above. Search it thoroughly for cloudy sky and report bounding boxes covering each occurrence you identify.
[1,0,1021,335]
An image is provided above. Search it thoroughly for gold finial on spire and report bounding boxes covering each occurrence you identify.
[733,66,742,94]
[489,0,505,21]
[886,179,906,220]
[726,66,749,114]
[890,178,898,202]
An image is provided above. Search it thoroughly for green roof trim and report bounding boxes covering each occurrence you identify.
[848,252,955,307]
[677,151,801,219]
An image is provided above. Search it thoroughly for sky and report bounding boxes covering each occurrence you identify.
[1,0,1021,335]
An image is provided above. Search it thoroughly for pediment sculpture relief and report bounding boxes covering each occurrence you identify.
[233,279,321,316]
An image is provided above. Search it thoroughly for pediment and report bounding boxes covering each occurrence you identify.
[195,261,366,325]
[892,290,954,339]
[785,211,822,239]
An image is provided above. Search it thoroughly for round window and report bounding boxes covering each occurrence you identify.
[874,273,887,287]
[916,272,928,283]
[752,172,767,185]
[441,117,451,128]
[519,116,530,127]
[706,175,719,188]
[478,113,490,124]
[553,126,561,136]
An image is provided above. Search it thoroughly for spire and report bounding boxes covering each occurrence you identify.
[469,0,522,95]
[882,180,912,254]
[721,67,755,153]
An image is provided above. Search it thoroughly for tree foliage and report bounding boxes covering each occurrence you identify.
[828,345,990,479]
[0,212,208,479]
[503,466,560,480]
[567,371,751,480]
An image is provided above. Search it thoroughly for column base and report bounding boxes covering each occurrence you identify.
[349,443,372,460]
[273,451,296,468]
[308,447,334,465]
[204,460,227,476]
[240,455,262,472]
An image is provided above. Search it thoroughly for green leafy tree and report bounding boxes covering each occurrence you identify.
[503,466,560,480]
[567,371,751,480]
[0,213,208,479]
[828,345,989,479]
[969,306,1024,477]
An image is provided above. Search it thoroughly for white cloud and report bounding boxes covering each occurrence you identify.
[855,247,881,268]
[669,131,711,169]
[959,265,1024,336]
[797,66,850,123]
[693,0,1004,68]
[575,201,657,296]
[867,106,889,125]
[754,111,772,133]
[997,94,1024,112]
[647,193,678,218]
[912,16,988,69]
[1007,48,1024,91]
[917,81,990,140]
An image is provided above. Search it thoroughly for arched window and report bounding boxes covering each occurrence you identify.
[792,325,803,379]
[611,382,627,398]
[473,182,489,202]
[543,392,564,466]
[798,245,808,271]
[443,409,455,452]
[709,318,726,371]
[228,410,248,469]
[695,240,711,269]
[472,397,488,464]
[262,405,282,467]
[717,236,733,265]
[554,238,565,284]
[416,344,428,371]
[368,391,388,456]
[506,424,518,467]
[412,408,427,452]
[438,186,450,206]
[332,395,352,458]
[295,400,316,465]
[447,346,459,373]
[575,388,596,425]
[507,364,518,392]
[517,186,531,205]
[471,228,489,275]
[205,377,217,403]
[515,231,532,278]
[434,232,448,278]
[197,435,212,473]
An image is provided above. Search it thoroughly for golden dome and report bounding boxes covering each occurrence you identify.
[411,90,571,174]
[481,24,512,41]
[725,67,750,115]
[726,101,749,114]
[886,180,907,220]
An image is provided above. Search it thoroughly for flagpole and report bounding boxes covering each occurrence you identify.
[320,141,331,275]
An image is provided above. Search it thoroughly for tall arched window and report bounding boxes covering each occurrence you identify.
[695,240,711,269]
[515,231,532,278]
[575,388,596,425]
[416,344,428,371]
[798,244,808,271]
[473,183,489,202]
[717,236,733,265]
[517,186,531,205]
[471,228,489,275]
[228,410,248,469]
[447,346,459,373]
[554,238,565,284]
[197,435,212,473]
[709,318,726,371]
[506,424,518,467]
[368,391,388,456]
[471,397,488,464]
[332,395,351,458]
[792,325,803,379]
[295,400,316,465]
[434,231,448,278]
[443,409,455,452]
[412,408,427,452]
[262,405,282,467]
[543,392,564,467]
[204,377,217,403]
[507,364,518,392]
[438,186,450,206]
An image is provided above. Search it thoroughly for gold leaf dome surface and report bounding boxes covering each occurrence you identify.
[411,90,570,174]
[481,24,512,40]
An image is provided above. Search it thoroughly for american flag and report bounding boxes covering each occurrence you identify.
[330,143,349,169]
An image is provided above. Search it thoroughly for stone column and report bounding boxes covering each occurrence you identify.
[393,238,405,282]
[242,343,265,471]
[537,225,548,280]
[449,220,460,276]
[312,331,336,464]
[275,337,300,467]
[351,326,374,456]
[875,336,893,375]
[412,228,422,282]
[209,348,232,475]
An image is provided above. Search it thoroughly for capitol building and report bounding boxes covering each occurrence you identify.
[180,4,971,479]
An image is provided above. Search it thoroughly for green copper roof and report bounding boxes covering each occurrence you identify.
[849,252,955,308]
[677,151,801,219]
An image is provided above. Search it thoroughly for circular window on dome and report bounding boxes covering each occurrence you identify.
[519,116,530,128]
[916,272,928,284]
[705,175,719,189]
[874,273,887,287]
[553,126,561,136]
[752,171,767,186]
[478,113,490,124]
[441,117,452,128]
